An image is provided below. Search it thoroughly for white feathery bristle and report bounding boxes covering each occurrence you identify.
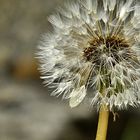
[109,0,116,11]
[69,85,86,108]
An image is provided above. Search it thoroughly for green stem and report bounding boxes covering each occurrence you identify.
[95,104,109,140]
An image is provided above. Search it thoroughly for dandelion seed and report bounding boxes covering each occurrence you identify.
[37,0,140,111]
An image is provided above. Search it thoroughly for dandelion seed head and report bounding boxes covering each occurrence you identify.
[37,0,140,111]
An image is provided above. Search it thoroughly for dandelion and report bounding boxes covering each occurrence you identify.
[37,0,140,139]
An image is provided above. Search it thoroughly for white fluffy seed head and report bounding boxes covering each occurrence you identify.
[37,0,140,111]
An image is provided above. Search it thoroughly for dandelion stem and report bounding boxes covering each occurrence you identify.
[95,104,109,140]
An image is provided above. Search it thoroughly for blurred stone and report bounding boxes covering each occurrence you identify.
[11,54,39,80]
[0,80,92,140]
[0,0,64,78]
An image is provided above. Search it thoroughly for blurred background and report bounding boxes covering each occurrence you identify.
[0,0,140,140]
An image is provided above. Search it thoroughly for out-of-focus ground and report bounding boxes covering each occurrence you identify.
[0,0,140,140]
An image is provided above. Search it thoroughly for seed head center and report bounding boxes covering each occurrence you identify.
[83,36,129,63]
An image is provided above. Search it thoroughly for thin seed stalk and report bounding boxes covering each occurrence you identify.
[95,104,109,140]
